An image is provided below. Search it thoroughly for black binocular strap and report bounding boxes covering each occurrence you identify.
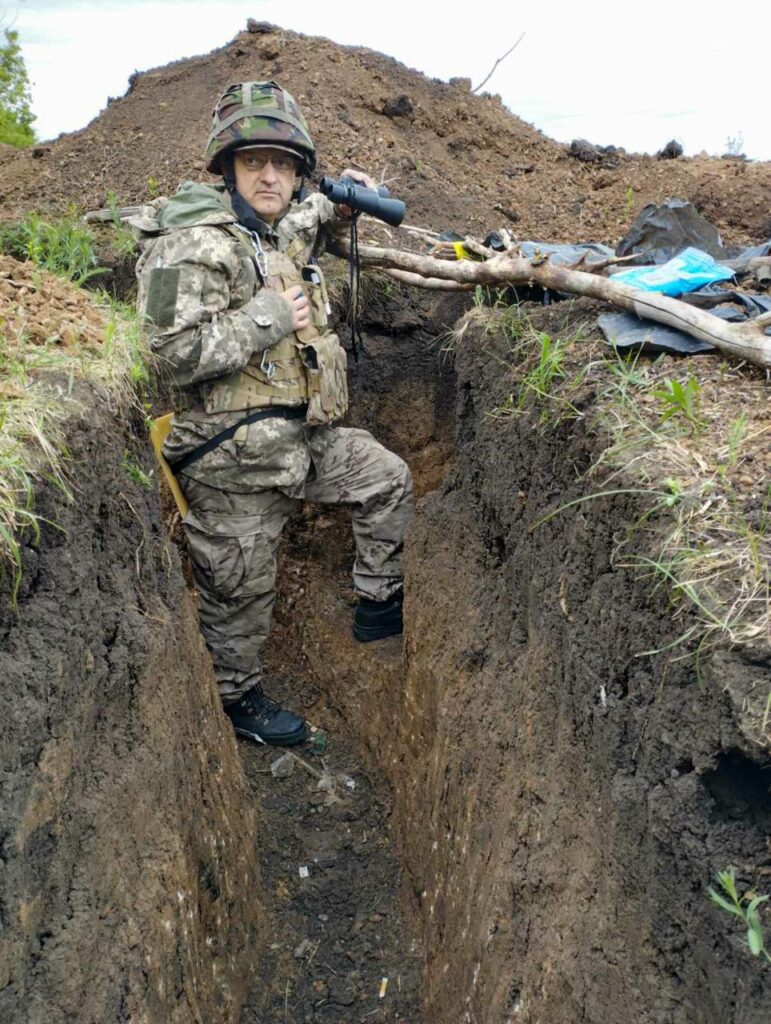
[348,213,364,362]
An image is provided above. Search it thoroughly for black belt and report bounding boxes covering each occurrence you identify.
[171,404,308,474]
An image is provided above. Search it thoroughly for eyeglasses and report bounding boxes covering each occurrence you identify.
[236,150,300,174]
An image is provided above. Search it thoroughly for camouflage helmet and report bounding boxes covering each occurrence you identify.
[205,80,316,176]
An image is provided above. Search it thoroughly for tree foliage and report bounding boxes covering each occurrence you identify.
[0,28,35,147]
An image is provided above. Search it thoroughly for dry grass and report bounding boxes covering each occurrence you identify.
[0,374,70,601]
[592,353,769,661]
[469,299,770,674]
[0,282,149,601]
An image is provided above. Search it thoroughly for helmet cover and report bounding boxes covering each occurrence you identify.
[205,80,316,175]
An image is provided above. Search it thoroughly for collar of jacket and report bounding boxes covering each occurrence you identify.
[151,181,280,240]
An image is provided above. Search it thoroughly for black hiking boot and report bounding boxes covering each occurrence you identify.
[352,589,404,642]
[223,685,308,746]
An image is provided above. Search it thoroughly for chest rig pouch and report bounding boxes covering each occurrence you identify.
[295,262,349,427]
[203,232,348,427]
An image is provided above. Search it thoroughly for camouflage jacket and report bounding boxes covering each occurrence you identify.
[133,182,348,494]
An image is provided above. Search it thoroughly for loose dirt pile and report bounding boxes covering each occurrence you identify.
[0,23,770,247]
[0,254,107,348]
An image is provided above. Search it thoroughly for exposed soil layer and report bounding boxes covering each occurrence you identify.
[0,384,262,1024]
[265,299,770,1024]
[1,25,770,248]
[393,315,770,1024]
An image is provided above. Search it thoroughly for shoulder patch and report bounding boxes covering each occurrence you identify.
[146,267,181,327]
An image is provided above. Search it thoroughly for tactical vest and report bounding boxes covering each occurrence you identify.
[203,231,348,427]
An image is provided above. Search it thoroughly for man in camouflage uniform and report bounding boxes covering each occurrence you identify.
[134,82,412,746]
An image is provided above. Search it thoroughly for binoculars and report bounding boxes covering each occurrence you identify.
[319,176,405,227]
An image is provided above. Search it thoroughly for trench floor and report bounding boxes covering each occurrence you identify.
[237,687,422,1024]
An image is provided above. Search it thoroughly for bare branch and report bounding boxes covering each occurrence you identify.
[340,239,771,368]
[399,223,444,242]
[462,236,496,260]
[472,34,525,94]
[382,268,474,291]
[499,229,518,251]
[564,252,641,273]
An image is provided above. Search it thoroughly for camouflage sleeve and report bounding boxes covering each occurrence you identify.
[137,227,294,387]
[277,192,349,256]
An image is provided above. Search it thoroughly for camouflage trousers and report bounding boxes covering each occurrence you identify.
[180,424,413,703]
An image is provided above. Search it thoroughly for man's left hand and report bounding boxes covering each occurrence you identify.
[335,168,379,218]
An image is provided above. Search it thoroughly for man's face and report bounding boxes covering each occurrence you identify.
[233,147,300,224]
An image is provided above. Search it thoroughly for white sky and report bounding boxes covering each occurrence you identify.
[6,0,771,160]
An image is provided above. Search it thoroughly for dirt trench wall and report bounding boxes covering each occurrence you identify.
[0,382,261,1024]
[281,304,769,1024]
[397,325,769,1024]
[397,324,769,1024]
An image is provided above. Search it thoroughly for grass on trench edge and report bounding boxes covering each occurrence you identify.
[465,300,770,688]
[0,294,150,603]
[591,354,769,669]
[0,204,138,283]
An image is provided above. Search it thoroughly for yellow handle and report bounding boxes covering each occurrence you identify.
[149,413,190,518]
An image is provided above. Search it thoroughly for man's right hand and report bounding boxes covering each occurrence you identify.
[282,286,310,332]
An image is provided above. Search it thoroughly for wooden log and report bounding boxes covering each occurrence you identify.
[347,242,771,369]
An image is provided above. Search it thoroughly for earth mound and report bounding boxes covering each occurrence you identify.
[0,24,769,245]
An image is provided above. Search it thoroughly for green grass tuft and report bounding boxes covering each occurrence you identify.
[0,209,106,285]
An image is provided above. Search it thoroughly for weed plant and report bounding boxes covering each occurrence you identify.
[477,299,591,424]
[708,868,770,963]
[652,375,706,432]
[0,210,105,285]
[122,449,153,489]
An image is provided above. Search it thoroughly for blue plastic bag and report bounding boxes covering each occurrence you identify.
[611,246,734,296]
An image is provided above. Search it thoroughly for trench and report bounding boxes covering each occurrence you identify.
[231,285,770,1024]
[230,284,461,1023]
[3,274,768,1024]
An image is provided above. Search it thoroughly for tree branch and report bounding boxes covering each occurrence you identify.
[382,268,474,291]
[473,34,525,94]
[350,242,771,368]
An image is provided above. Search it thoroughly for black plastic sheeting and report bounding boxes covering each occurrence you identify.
[599,289,771,356]
[726,239,771,278]
[598,313,717,355]
[681,286,771,319]
[615,199,771,269]
[616,199,726,264]
[518,240,615,266]
[732,239,771,260]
